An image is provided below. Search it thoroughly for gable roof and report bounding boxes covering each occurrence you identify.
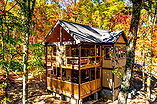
[44,20,127,44]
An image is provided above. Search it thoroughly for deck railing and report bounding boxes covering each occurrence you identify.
[47,55,101,69]
[47,77,101,99]
[66,56,101,69]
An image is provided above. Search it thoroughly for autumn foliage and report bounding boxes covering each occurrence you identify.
[0,0,157,103]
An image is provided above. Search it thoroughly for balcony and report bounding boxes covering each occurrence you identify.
[47,56,101,70]
[47,77,101,99]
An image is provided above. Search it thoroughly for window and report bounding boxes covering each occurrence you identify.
[90,48,95,56]
[51,67,56,75]
[115,46,126,59]
[47,69,52,77]
[104,46,111,59]
[81,48,90,57]
[96,46,100,56]
[96,68,100,79]
[62,68,66,81]
[120,47,126,58]
[115,46,120,58]
[91,69,95,80]
[47,46,52,55]
[50,67,57,79]
[66,46,71,56]
[81,69,90,83]
[72,70,79,84]
[57,67,61,79]
[72,48,79,57]
[52,46,56,56]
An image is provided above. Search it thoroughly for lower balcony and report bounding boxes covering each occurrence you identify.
[47,78,101,99]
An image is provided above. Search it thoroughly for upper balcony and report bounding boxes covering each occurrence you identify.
[46,44,101,70]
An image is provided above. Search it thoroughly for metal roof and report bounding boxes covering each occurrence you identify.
[45,20,126,44]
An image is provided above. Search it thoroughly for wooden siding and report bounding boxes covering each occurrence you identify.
[80,79,101,99]
[102,60,113,68]
[102,69,113,89]
[102,68,123,88]
[102,58,126,68]
[45,25,75,43]
[116,35,126,43]
[115,58,126,68]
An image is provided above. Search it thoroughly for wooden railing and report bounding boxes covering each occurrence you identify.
[47,55,101,69]
[80,78,101,99]
[47,77,101,99]
[66,56,101,69]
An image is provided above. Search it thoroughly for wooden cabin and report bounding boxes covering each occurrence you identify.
[44,20,127,103]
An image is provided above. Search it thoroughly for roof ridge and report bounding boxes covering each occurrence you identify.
[59,20,111,32]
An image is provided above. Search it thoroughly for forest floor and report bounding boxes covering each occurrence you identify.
[0,73,70,104]
[1,69,157,104]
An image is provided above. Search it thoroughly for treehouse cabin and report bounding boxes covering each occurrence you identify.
[44,20,127,104]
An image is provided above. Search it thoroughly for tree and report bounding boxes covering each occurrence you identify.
[131,0,157,103]
[15,0,36,103]
[0,1,23,103]
[32,0,60,41]
[62,0,128,31]
[144,0,157,102]
[118,0,143,103]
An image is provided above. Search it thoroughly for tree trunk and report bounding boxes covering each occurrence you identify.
[19,0,36,103]
[2,6,10,101]
[22,32,29,104]
[146,1,157,102]
[118,0,143,104]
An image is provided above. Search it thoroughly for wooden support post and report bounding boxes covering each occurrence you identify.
[95,44,97,82]
[56,66,57,78]
[60,66,63,93]
[60,67,62,80]
[78,45,81,100]
[45,44,48,89]
[89,69,91,81]
[71,69,74,98]
[51,46,53,68]
[95,45,97,79]
[100,45,102,87]
[60,26,63,43]
[70,46,72,56]
[112,45,115,102]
